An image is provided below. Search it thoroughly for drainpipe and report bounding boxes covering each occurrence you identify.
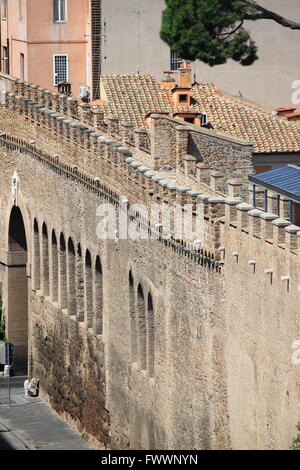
[289,200,293,223]
[252,184,256,208]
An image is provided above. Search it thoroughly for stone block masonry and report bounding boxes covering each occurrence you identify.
[0,74,299,449]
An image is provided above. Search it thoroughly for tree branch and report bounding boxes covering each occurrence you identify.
[217,21,244,39]
[244,0,300,29]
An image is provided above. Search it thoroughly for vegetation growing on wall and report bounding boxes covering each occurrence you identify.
[292,423,300,450]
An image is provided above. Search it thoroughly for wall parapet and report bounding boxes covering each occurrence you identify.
[220,195,300,257]
[2,76,151,155]
[3,75,299,280]
[0,133,221,271]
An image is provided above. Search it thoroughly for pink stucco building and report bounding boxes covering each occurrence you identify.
[0,0,101,99]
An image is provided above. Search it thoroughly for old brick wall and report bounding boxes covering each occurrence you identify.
[0,143,229,449]
[0,95,299,449]
[219,211,300,449]
[150,114,253,185]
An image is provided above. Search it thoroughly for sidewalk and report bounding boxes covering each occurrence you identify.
[0,376,95,450]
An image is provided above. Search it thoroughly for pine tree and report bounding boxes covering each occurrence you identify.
[160,0,300,66]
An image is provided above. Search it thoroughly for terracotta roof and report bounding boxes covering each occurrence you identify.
[100,74,300,154]
[101,74,173,128]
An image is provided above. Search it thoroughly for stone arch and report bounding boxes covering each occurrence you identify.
[58,232,67,309]
[67,237,76,316]
[94,255,103,335]
[6,206,28,374]
[41,222,49,297]
[76,243,84,322]
[50,229,58,302]
[33,218,40,290]
[129,270,137,363]
[84,249,93,328]
[147,292,155,378]
[137,283,146,370]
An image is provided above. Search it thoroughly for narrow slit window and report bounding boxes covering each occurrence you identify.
[20,53,24,80]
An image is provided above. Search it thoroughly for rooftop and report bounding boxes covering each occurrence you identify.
[100,74,300,155]
[249,164,300,203]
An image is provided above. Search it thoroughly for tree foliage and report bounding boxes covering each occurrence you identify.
[160,0,300,67]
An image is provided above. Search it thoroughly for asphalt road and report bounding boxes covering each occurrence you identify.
[0,376,95,450]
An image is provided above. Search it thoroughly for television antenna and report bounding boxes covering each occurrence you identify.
[133,0,146,74]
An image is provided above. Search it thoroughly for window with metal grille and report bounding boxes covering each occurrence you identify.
[53,0,66,22]
[53,54,68,86]
[170,50,183,71]
[3,46,9,74]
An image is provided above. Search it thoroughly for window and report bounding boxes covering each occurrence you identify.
[53,0,66,22]
[3,46,9,74]
[184,117,195,124]
[179,94,188,104]
[197,112,208,126]
[19,0,23,21]
[1,0,7,19]
[53,54,68,85]
[170,50,182,71]
[20,53,24,80]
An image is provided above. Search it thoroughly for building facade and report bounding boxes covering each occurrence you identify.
[101,0,300,110]
[0,0,102,99]
[1,0,300,108]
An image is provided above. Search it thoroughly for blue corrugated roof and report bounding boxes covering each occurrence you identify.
[249,165,300,202]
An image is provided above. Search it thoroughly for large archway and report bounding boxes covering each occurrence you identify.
[6,206,28,375]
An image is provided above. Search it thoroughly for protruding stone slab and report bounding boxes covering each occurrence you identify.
[144,170,156,178]
[176,186,190,194]
[186,190,202,197]
[272,218,292,227]
[259,212,278,221]
[284,224,300,234]
[236,202,254,212]
[208,196,225,204]
[248,209,264,217]
[225,197,243,206]
[137,166,150,173]
[197,194,210,203]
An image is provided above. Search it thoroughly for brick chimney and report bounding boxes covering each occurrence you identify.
[177,61,192,89]
[160,70,176,90]
[172,61,193,108]
[276,107,297,117]
[285,111,300,122]
[276,107,300,121]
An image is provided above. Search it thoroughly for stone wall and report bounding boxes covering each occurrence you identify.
[0,75,300,450]
[150,114,253,184]
[0,144,226,449]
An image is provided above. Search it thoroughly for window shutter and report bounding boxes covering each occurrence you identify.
[53,0,59,21]
[60,0,66,21]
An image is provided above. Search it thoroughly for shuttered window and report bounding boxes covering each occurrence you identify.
[53,0,66,22]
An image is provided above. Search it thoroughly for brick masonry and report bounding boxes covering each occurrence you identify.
[0,76,299,450]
